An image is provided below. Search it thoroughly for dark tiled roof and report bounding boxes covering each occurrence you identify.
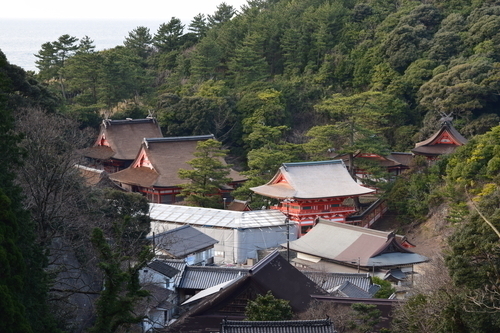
[331,281,373,298]
[220,319,336,333]
[178,266,248,290]
[368,284,381,295]
[149,225,218,258]
[303,271,372,292]
[147,260,180,278]
[160,258,187,273]
[163,251,328,333]
[141,284,174,309]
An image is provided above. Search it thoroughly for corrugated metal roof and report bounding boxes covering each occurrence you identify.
[221,319,336,333]
[149,203,287,229]
[178,266,249,290]
[250,160,374,199]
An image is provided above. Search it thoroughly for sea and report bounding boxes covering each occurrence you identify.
[0,19,167,72]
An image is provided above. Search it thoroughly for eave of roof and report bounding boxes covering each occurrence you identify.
[108,166,159,187]
[411,144,459,156]
[250,160,374,199]
[80,145,115,160]
[415,121,467,148]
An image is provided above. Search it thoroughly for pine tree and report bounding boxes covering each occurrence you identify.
[245,291,293,321]
[178,139,232,208]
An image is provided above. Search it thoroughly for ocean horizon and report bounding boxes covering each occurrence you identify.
[0,18,168,72]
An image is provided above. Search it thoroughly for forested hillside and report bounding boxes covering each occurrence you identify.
[32,0,500,196]
[2,0,500,332]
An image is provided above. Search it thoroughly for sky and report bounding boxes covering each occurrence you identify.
[2,0,250,21]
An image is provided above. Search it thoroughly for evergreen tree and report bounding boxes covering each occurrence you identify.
[124,26,153,59]
[88,190,152,333]
[245,291,293,321]
[189,13,208,40]
[178,139,232,208]
[208,2,236,27]
[154,17,185,53]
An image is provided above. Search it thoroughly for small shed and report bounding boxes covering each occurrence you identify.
[149,225,218,265]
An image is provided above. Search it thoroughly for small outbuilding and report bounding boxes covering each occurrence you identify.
[149,225,218,265]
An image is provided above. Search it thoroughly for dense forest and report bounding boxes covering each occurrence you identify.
[2,0,500,332]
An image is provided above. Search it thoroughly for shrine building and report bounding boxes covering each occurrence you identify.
[108,135,246,204]
[250,160,375,236]
[81,118,163,173]
[411,117,467,160]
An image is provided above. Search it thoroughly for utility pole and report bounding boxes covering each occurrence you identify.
[283,198,293,263]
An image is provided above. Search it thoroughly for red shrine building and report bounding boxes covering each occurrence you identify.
[81,118,163,173]
[250,160,374,236]
[108,135,246,204]
[334,151,412,181]
[411,118,468,160]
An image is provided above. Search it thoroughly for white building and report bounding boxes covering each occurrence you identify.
[148,203,297,264]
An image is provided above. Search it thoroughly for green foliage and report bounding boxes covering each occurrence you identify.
[154,17,185,53]
[89,228,151,333]
[348,303,381,333]
[89,190,152,333]
[372,276,396,299]
[0,52,60,333]
[245,291,293,321]
[178,139,232,208]
[124,26,153,59]
[385,158,444,223]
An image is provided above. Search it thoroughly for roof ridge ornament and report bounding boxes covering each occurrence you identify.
[439,112,453,123]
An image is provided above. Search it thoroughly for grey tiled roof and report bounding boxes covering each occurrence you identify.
[332,281,373,298]
[178,266,249,290]
[221,319,336,333]
[147,260,180,278]
[250,160,374,199]
[303,271,372,292]
[149,225,218,258]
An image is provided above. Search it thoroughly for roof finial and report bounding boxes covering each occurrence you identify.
[439,112,453,123]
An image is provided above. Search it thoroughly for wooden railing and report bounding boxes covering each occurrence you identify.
[346,198,387,228]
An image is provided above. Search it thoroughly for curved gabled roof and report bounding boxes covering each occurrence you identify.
[250,160,374,199]
[414,121,467,148]
[82,118,162,161]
